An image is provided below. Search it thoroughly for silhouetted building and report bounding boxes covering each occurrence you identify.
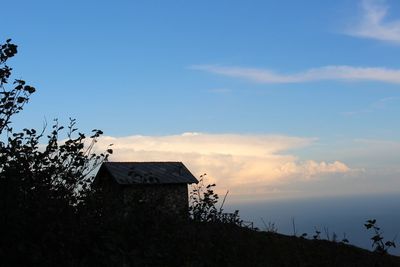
[94,162,198,216]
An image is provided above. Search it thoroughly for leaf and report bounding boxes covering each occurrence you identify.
[23,85,36,94]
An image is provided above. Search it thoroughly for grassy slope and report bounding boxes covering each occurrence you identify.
[152,222,400,267]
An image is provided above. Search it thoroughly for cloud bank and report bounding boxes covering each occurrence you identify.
[97,133,353,201]
[191,64,400,84]
[347,0,400,43]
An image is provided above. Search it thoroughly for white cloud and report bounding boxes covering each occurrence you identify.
[191,64,400,84]
[347,0,400,43]
[96,133,353,200]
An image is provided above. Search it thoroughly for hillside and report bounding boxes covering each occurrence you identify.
[2,210,400,266]
[87,221,400,267]
[171,222,400,267]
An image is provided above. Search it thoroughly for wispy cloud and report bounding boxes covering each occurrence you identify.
[191,64,400,84]
[96,133,354,200]
[347,0,400,43]
[342,96,399,116]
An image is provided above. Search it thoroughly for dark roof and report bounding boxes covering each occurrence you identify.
[99,162,198,185]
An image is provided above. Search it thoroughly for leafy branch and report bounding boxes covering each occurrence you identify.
[364,219,396,254]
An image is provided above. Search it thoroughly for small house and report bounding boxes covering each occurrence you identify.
[94,162,198,216]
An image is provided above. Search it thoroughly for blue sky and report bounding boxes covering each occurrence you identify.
[2,0,399,137]
[2,0,400,202]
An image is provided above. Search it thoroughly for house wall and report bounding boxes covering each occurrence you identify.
[94,167,190,217]
[122,184,189,217]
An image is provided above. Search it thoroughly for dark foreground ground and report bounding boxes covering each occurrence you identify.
[186,223,400,267]
[146,222,400,267]
[2,219,400,266]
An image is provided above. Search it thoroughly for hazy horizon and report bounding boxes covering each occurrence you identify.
[228,193,400,255]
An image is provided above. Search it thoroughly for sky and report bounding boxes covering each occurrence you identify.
[2,0,400,215]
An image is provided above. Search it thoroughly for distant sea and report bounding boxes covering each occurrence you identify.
[227,193,400,255]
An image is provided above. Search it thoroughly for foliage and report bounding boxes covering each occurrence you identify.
[0,39,111,203]
[313,227,321,240]
[300,233,308,239]
[341,233,349,244]
[364,219,396,254]
[261,218,278,233]
[0,39,112,265]
[189,173,242,226]
[0,39,34,133]
[189,173,219,221]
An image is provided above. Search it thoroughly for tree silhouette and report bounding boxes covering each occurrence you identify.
[0,39,112,265]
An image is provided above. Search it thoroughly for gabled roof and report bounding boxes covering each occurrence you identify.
[98,162,198,185]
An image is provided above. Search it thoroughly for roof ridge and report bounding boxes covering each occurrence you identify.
[98,162,198,185]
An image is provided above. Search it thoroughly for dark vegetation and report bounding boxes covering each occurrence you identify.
[364,219,397,254]
[1,40,399,266]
